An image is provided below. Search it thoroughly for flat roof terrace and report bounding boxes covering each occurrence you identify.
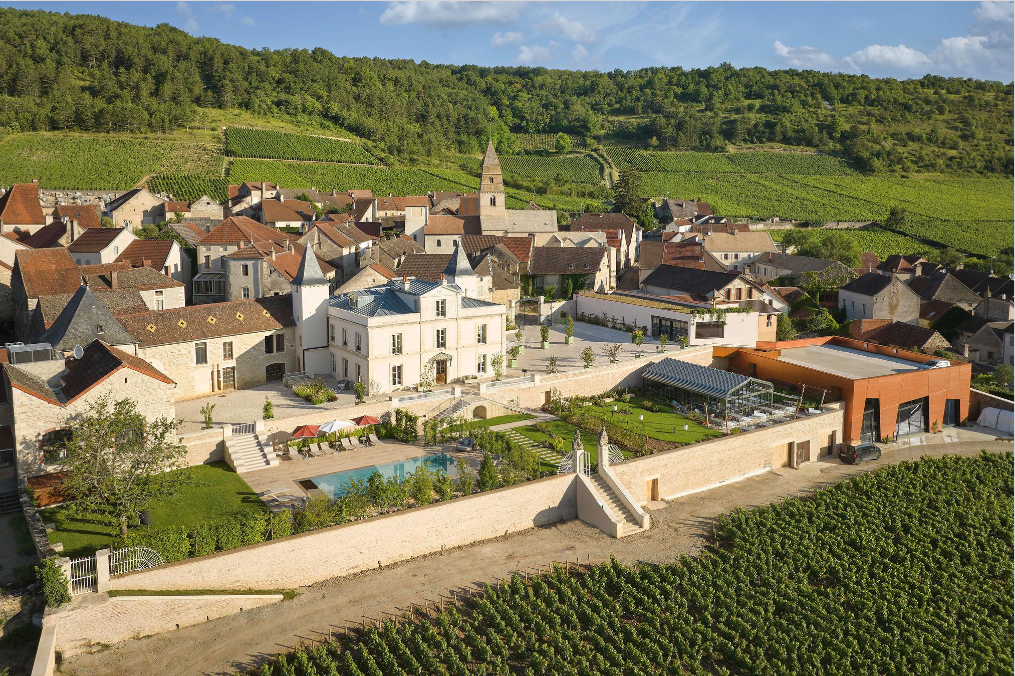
[777,344,923,379]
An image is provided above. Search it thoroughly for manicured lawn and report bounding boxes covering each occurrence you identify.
[583,395,721,445]
[469,413,535,428]
[45,462,266,557]
[513,421,606,465]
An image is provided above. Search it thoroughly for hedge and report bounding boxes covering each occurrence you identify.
[118,510,294,563]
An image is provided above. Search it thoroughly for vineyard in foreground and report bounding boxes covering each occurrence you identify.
[247,452,1013,676]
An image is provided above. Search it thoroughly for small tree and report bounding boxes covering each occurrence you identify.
[546,356,559,374]
[776,314,798,341]
[353,381,367,404]
[603,343,622,363]
[36,559,70,607]
[434,472,454,501]
[455,456,475,495]
[408,465,434,506]
[554,132,572,154]
[658,334,668,352]
[262,396,274,420]
[478,453,498,491]
[491,353,504,381]
[63,397,186,535]
[515,329,523,343]
[200,403,215,429]
[540,324,550,345]
[565,314,574,342]
[631,329,645,348]
[581,346,595,369]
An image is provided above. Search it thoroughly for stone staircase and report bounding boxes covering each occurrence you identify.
[504,429,563,467]
[437,395,479,422]
[588,474,646,536]
[224,434,278,473]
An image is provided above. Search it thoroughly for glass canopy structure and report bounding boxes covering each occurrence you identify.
[642,358,774,422]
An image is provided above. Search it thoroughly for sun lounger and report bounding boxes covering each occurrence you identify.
[341,438,356,451]
[316,442,329,455]
[349,437,363,449]
[368,433,380,445]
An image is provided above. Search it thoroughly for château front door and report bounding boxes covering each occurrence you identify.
[435,360,447,385]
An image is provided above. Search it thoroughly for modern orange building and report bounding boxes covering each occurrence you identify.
[718,336,971,444]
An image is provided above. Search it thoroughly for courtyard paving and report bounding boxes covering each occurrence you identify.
[506,320,665,376]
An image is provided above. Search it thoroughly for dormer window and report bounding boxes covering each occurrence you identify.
[568,263,574,270]
[96,324,104,334]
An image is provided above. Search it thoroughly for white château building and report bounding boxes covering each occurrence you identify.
[292,242,507,394]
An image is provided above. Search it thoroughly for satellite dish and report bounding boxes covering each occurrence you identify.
[72,345,84,360]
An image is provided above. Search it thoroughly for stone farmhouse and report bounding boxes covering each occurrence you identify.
[104,187,164,230]
[222,241,336,301]
[193,216,298,303]
[838,272,921,325]
[66,227,137,265]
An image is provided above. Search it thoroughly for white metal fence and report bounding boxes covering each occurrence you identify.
[69,555,96,595]
[110,546,165,577]
[231,423,255,435]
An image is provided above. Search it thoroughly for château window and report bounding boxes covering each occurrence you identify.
[477,324,487,344]
[355,333,362,353]
[392,333,403,355]
[391,364,403,386]
[436,299,447,317]
[342,327,348,347]
[477,354,487,374]
[195,341,207,365]
[436,329,447,348]
[222,342,233,359]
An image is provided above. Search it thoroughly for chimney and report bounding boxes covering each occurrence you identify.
[270,247,276,260]
[142,258,152,268]
[110,270,118,289]
[962,343,969,358]
[69,218,80,243]
[986,287,992,299]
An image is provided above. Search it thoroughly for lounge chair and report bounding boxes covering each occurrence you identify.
[329,441,342,452]
[349,437,363,449]
[367,433,380,445]
[316,442,329,455]
[341,438,356,451]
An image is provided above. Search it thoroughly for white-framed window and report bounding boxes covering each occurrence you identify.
[477,324,487,344]
[355,333,362,353]
[392,333,403,355]
[356,363,362,382]
[342,327,348,347]
[391,364,403,386]
[331,353,336,372]
[242,286,250,299]
[329,322,335,343]
[436,328,447,348]
[477,354,487,374]
[342,358,348,378]
[436,299,447,317]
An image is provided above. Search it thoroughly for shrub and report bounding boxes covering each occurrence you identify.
[435,472,454,501]
[540,325,550,343]
[408,465,435,506]
[294,380,339,405]
[478,453,498,491]
[581,346,595,368]
[455,457,475,496]
[200,403,215,429]
[36,559,70,608]
[262,396,274,420]
[546,356,558,374]
[119,524,191,562]
[354,381,367,404]
[658,334,667,351]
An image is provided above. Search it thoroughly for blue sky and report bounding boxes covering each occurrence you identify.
[7,1,1014,81]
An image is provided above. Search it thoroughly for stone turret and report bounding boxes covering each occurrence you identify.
[479,139,506,220]
[292,246,331,375]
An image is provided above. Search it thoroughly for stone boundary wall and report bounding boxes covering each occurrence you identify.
[611,405,845,504]
[49,594,283,658]
[969,388,1014,419]
[109,474,577,591]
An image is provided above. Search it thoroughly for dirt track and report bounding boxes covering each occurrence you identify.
[62,440,1010,676]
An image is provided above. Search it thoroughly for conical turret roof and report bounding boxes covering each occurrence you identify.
[293,244,327,286]
[483,139,500,167]
[443,240,475,281]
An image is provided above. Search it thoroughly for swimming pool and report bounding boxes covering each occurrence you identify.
[308,452,455,498]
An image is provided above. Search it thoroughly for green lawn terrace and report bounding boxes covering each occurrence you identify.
[45,462,265,557]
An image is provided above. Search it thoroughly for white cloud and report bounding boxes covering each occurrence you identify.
[214,3,236,18]
[934,35,990,70]
[491,31,524,48]
[572,44,589,63]
[516,43,554,65]
[536,12,597,43]
[973,0,1014,23]
[240,15,256,26]
[772,40,839,69]
[380,1,523,26]
[844,44,932,71]
[176,2,199,33]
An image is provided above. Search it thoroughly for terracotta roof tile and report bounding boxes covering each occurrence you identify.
[114,240,174,270]
[198,216,290,247]
[163,201,190,213]
[528,247,606,275]
[14,248,80,297]
[117,295,295,347]
[369,262,396,279]
[53,204,101,229]
[425,215,467,235]
[571,213,637,240]
[0,183,45,226]
[22,221,70,249]
[82,265,183,291]
[501,236,533,263]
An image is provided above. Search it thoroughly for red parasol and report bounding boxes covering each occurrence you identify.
[352,415,381,427]
[291,424,320,438]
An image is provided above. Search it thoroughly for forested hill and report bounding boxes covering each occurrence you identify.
[0,7,1012,175]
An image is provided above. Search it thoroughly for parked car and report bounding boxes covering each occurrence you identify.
[455,438,475,452]
[923,359,951,369]
[838,443,882,464]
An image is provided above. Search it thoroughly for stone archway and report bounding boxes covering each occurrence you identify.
[473,405,489,420]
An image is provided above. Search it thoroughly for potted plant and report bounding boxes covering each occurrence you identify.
[515,329,524,354]
[540,324,550,349]
[491,353,504,381]
[565,314,574,345]
[508,345,520,368]
[658,334,667,353]
[632,329,645,357]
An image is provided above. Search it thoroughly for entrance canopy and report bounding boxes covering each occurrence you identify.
[428,352,453,364]
[642,358,774,419]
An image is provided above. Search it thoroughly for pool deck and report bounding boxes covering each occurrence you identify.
[239,441,464,499]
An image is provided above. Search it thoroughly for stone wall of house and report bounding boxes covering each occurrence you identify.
[179,428,226,466]
[110,192,163,230]
[610,404,845,504]
[138,327,297,402]
[11,368,176,480]
[0,265,12,325]
[138,286,186,311]
[50,594,283,658]
[109,474,577,591]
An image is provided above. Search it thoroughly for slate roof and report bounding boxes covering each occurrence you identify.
[398,253,461,283]
[81,265,183,292]
[461,296,501,308]
[67,228,127,253]
[839,272,893,297]
[114,240,174,270]
[330,288,415,317]
[293,245,328,286]
[361,235,421,270]
[643,358,758,398]
[53,204,101,229]
[22,221,70,249]
[38,286,136,351]
[117,295,295,347]
[0,183,45,225]
[528,247,606,275]
[949,269,1013,297]
[641,264,740,295]
[36,289,148,330]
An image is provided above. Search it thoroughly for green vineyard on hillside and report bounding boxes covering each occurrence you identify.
[228,159,474,197]
[603,147,856,175]
[225,127,376,164]
[251,452,1013,676]
[149,175,229,203]
[771,226,934,260]
[456,153,602,185]
[0,134,224,191]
